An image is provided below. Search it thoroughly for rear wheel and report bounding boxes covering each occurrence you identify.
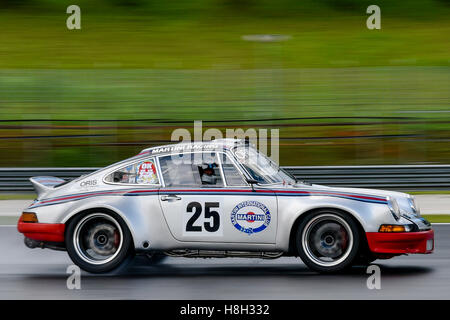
[296,209,360,273]
[65,211,134,273]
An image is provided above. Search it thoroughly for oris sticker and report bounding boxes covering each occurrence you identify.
[230,200,271,235]
[80,180,97,188]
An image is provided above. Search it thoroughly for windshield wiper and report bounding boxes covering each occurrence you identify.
[277,167,297,184]
[279,167,313,186]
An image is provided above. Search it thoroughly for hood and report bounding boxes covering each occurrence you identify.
[304,184,408,199]
[268,182,411,202]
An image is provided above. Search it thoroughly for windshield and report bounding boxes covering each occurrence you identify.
[233,146,296,185]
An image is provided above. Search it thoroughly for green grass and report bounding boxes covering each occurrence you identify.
[423,215,450,223]
[0,194,36,200]
[0,2,448,167]
[410,191,450,195]
[1,67,449,167]
[1,13,449,69]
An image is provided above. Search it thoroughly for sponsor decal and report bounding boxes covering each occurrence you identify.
[230,200,271,235]
[80,180,97,188]
[148,143,219,155]
[137,161,158,184]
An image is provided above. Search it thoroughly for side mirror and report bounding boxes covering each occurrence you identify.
[246,178,259,189]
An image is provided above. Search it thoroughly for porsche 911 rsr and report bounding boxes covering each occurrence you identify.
[17,139,434,273]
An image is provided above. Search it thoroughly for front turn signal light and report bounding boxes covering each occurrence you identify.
[21,212,38,223]
[379,224,405,232]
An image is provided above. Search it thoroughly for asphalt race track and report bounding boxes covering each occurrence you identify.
[0,224,449,300]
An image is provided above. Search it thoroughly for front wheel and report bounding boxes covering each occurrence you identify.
[296,210,360,273]
[65,210,134,274]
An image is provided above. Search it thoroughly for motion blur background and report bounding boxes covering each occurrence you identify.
[0,0,448,167]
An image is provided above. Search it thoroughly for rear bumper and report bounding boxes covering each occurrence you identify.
[366,229,434,254]
[17,218,65,243]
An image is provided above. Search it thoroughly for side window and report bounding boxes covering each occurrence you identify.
[198,152,223,186]
[159,152,224,187]
[105,159,159,184]
[221,154,247,186]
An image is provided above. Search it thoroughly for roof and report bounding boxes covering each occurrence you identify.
[77,139,251,181]
[138,139,247,156]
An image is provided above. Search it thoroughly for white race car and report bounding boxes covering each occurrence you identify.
[18,139,434,273]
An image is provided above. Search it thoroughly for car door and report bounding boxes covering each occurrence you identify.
[157,151,278,244]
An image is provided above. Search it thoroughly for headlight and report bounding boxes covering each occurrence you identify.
[407,195,420,216]
[387,197,401,220]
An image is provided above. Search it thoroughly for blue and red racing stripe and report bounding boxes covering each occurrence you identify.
[28,188,388,209]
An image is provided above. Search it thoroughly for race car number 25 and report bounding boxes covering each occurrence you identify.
[183,201,223,236]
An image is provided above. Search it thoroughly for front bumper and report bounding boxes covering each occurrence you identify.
[366,229,434,254]
[17,218,65,243]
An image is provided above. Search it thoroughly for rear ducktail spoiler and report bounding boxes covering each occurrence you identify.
[29,176,66,197]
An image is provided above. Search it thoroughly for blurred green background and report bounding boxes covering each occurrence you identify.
[0,0,449,167]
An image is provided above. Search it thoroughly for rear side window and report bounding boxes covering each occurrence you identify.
[105,159,159,184]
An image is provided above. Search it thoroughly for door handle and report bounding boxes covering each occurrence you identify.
[161,194,182,201]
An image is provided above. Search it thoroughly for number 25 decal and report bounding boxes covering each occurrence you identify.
[186,201,220,232]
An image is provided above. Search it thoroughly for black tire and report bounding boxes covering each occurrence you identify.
[65,210,134,274]
[353,251,377,266]
[295,209,360,273]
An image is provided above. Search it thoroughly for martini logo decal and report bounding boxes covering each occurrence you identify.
[230,200,271,235]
